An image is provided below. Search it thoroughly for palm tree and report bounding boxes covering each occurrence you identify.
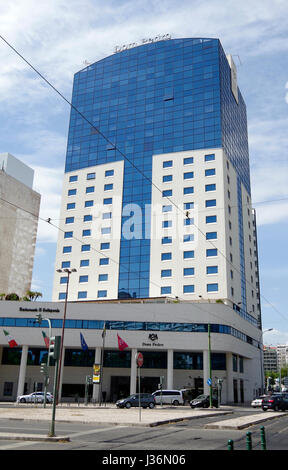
[24,290,43,301]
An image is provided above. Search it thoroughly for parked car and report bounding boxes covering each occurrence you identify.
[190,394,219,408]
[16,392,53,404]
[116,393,156,409]
[251,395,267,408]
[152,389,184,406]
[262,394,288,411]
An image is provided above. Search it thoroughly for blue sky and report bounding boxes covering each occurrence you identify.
[0,0,287,345]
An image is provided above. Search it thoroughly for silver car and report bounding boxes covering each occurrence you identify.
[17,392,53,403]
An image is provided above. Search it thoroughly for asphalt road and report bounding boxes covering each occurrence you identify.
[0,408,287,452]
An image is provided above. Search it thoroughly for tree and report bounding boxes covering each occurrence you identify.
[5,293,20,301]
[24,291,43,301]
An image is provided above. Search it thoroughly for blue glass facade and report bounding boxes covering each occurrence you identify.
[64,38,250,300]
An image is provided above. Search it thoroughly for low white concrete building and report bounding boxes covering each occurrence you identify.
[0,299,263,404]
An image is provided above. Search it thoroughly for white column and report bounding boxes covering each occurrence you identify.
[92,347,102,403]
[167,349,174,389]
[226,352,234,403]
[203,350,210,395]
[130,348,137,395]
[16,345,28,398]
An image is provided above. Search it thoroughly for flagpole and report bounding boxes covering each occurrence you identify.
[99,322,106,406]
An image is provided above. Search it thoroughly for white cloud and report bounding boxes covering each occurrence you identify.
[263,329,288,346]
[32,165,63,243]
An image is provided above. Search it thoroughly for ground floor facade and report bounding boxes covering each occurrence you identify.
[0,299,264,404]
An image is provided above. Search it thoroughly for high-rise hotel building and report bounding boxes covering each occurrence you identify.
[53,38,261,328]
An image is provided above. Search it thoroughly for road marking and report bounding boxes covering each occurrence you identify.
[70,425,129,439]
[0,441,36,450]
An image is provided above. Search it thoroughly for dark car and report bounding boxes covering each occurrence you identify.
[262,393,288,411]
[116,393,156,409]
[190,394,219,408]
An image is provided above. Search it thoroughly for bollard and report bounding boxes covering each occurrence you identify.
[246,431,252,450]
[260,426,266,450]
[228,439,234,450]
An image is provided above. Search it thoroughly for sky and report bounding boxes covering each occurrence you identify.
[0,0,287,346]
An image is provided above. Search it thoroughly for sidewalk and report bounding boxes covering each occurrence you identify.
[0,403,285,441]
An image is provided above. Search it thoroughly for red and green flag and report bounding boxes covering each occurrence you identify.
[3,330,18,348]
[42,331,50,348]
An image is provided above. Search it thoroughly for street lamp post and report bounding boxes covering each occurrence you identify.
[56,268,77,404]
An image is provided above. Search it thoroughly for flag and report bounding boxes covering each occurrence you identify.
[101,322,106,339]
[117,334,128,351]
[80,332,88,351]
[42,331,50,348]
[3,330,18,348]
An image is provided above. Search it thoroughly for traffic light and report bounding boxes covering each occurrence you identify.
[48,336,61,360]
[40,362,48,375]
[35,313,42,324]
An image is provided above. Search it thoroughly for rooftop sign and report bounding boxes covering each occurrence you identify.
[114,34,171,53]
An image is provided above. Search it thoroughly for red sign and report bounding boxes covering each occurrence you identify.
[136,352,143,368]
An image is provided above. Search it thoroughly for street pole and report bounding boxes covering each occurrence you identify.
[208,323,212,408]
[56,268,76,404]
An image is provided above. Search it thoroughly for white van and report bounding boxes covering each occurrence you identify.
[152,389,184,406]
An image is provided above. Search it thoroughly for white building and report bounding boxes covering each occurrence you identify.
[0,153,41,298]
[0,299,263,404]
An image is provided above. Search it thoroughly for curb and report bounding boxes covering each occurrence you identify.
[0,433,70,442]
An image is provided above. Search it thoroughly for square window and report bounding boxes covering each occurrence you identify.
[85,200,94,207]
[184,187,194,195]
[163,175,173,183]
[205,184,216,192]
[103,198,112,205]
[207,283,218,292]
[98,290,107,298]
[184,267,195,276]
[63,246,72,253]
[162,220,172,228]
[206,215,217,223]
[206,249,218,257]
[162,236,172,244]
[87,172,95,180]
[183,250,194,259]
[100,258,109,265]
[105,169,114,177]
[184,172,194,179]
[86,186,95,193]
[78,291,87,299]
[59,293,67,300]
[183,157,193,165]
[64,231,73,238]
[69,175,78,182]
[67,203,75,210]
[163,160,173,168]
[61,261,71,268]
[80,259,90,267]
[161,252,172,261]
[102,212,112,219]
[161,286,171,294]
[162,189,172,197]
[205,199,216,207]
[205,168,216,176]
[60,276,68,284]
[84,215,93,222]
[183,285,195,293]
[183,234,194,243]
[65,217,74,224]
[104,183,113,191]
[207,266,218,274]
[161,269,172,278]
[184,202,194,210]
[101,227,111,234]
[100,242,110,250]
[82,229,91,237]
[206,232,217,240]
[81,244,91,252]
[99,274,108,282]
[79,275,88,283]
[205,154,215,162]
[162,205,172,213]
[68,189,77,196]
